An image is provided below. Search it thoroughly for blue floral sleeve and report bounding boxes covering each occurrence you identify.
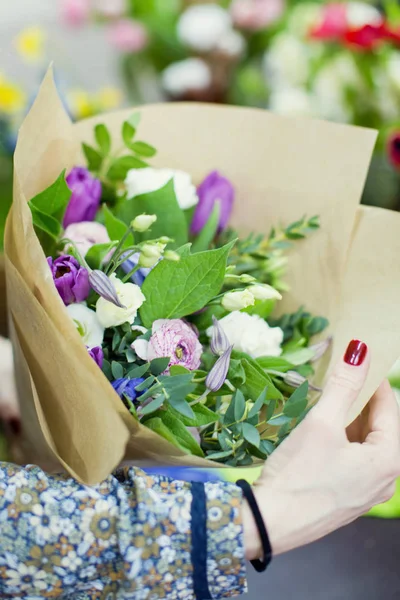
[0,463,247,599]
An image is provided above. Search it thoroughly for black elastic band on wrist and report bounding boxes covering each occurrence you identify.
[236,479,272,573]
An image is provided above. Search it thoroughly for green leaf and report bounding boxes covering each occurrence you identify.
[130,141,157,157]
[137,383,162,402]
[136,376,155,391]
[82,143,103,171]
[140,240,235,327]
[242,422,260,448]
[169,365,190,376]
[207,450,234,460]
[168,403,219,427]
[95,124,111,155]
[175,243,192,258]
[168,396,195,420]
[150,357,170,376]
[29,170,71,220]
[241,358,283,402]
[122,121,136,147]
[118,180,188,248]
[265,399,276,422]
[140,396,165,416]
[107,156,148,181]
[256,356,294,372]
[159,412,204,457]
[103,205,132,249]
[85,242,117,270]
[261,439,275,455]
[227,359,246,386]
[29,205,61,240]
[160,373,196,419]
[191,202,220,253]
[248,388,268,419]
[267,414,292,426]
[127,112,141,128]
[283,381,309,418]
[111,361,124,380]
[102,359,112,380]
[234,390,246,421]
[127,363,150,378]
[144,417,186,452]
[282,348,315,365]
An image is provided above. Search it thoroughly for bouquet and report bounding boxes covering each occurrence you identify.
[5,69,400,485]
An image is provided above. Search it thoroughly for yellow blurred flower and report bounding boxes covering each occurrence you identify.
[0,74,26,115]
[15,27,46,63]
[68,87,123,120]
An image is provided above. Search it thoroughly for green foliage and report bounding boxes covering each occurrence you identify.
[191,202,220,253]
[139,240,235,327]
[117,180,188,248]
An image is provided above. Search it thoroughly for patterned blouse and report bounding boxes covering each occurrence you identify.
[0,463,247,599]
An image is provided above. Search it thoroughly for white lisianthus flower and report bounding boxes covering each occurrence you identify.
[177,4,232,52]
[269,88,314,117]
[249,284,282,301]
[347,2,382,28]
[208,312,283,358]
[162,58,212,98]
[125,167,198,210]
[67,303,105,348]
[222,289,255,312]
[131,214,157,233]
[96,273,145,328]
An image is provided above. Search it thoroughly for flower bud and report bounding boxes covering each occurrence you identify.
[224,273,256,284]
[138,242,166,268]
[309,336,333,363]
[284,371,321,392]
[206,345,233,392]
[210,315,230,356]
[221,289,255,312]
[89,269,125,308]
[131,214,157,232]
[249,284,282,301]
[164,250,181,262]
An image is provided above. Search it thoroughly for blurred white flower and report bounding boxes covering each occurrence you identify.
[125,167,198,210]
[312,55,360,122]
[286,2,322,36]
[177,4,232,52]
[207,312,283,359]
[93,0,125,18]
[387,54,400,95]
[231,0,284,32]
[347,2,382,28]
[162,58,212,98]
[264,33,312,89]
[269,88,314,117]
[216,30,246,57]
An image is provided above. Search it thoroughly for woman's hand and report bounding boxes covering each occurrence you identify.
[243,340,400,559]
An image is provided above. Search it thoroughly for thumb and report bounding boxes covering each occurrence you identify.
[313,339,370,425]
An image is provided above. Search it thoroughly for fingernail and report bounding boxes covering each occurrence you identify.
[344,340,368,366]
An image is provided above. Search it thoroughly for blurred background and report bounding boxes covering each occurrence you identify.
[2,2,400,597]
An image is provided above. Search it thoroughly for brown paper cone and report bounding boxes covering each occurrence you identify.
[7,67,399,485]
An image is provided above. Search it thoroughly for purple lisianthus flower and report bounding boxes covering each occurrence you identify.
[191,171,234,235]
[47,255,90,305]
[88,346,104,368]
[112,377,145,402]
[120,252,151,287]
[133,319,203,372]
[63,166,102,228]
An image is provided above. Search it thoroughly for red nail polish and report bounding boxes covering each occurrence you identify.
[344,340,368,366]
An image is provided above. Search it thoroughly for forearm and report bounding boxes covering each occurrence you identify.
[0,463,248,599]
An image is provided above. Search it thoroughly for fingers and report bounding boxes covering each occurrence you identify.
[366,380,400,443]
[313,340,370,425]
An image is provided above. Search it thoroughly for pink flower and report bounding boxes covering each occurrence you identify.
[231,0,284,32]
[133,319,203,372]
[63,222,110,258]
[387,132,400,169]
[107,19,148,53]
[60,0,90,26]
[309,3,347,40]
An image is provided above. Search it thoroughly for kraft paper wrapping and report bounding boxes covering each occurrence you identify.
[5,68,400,484]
